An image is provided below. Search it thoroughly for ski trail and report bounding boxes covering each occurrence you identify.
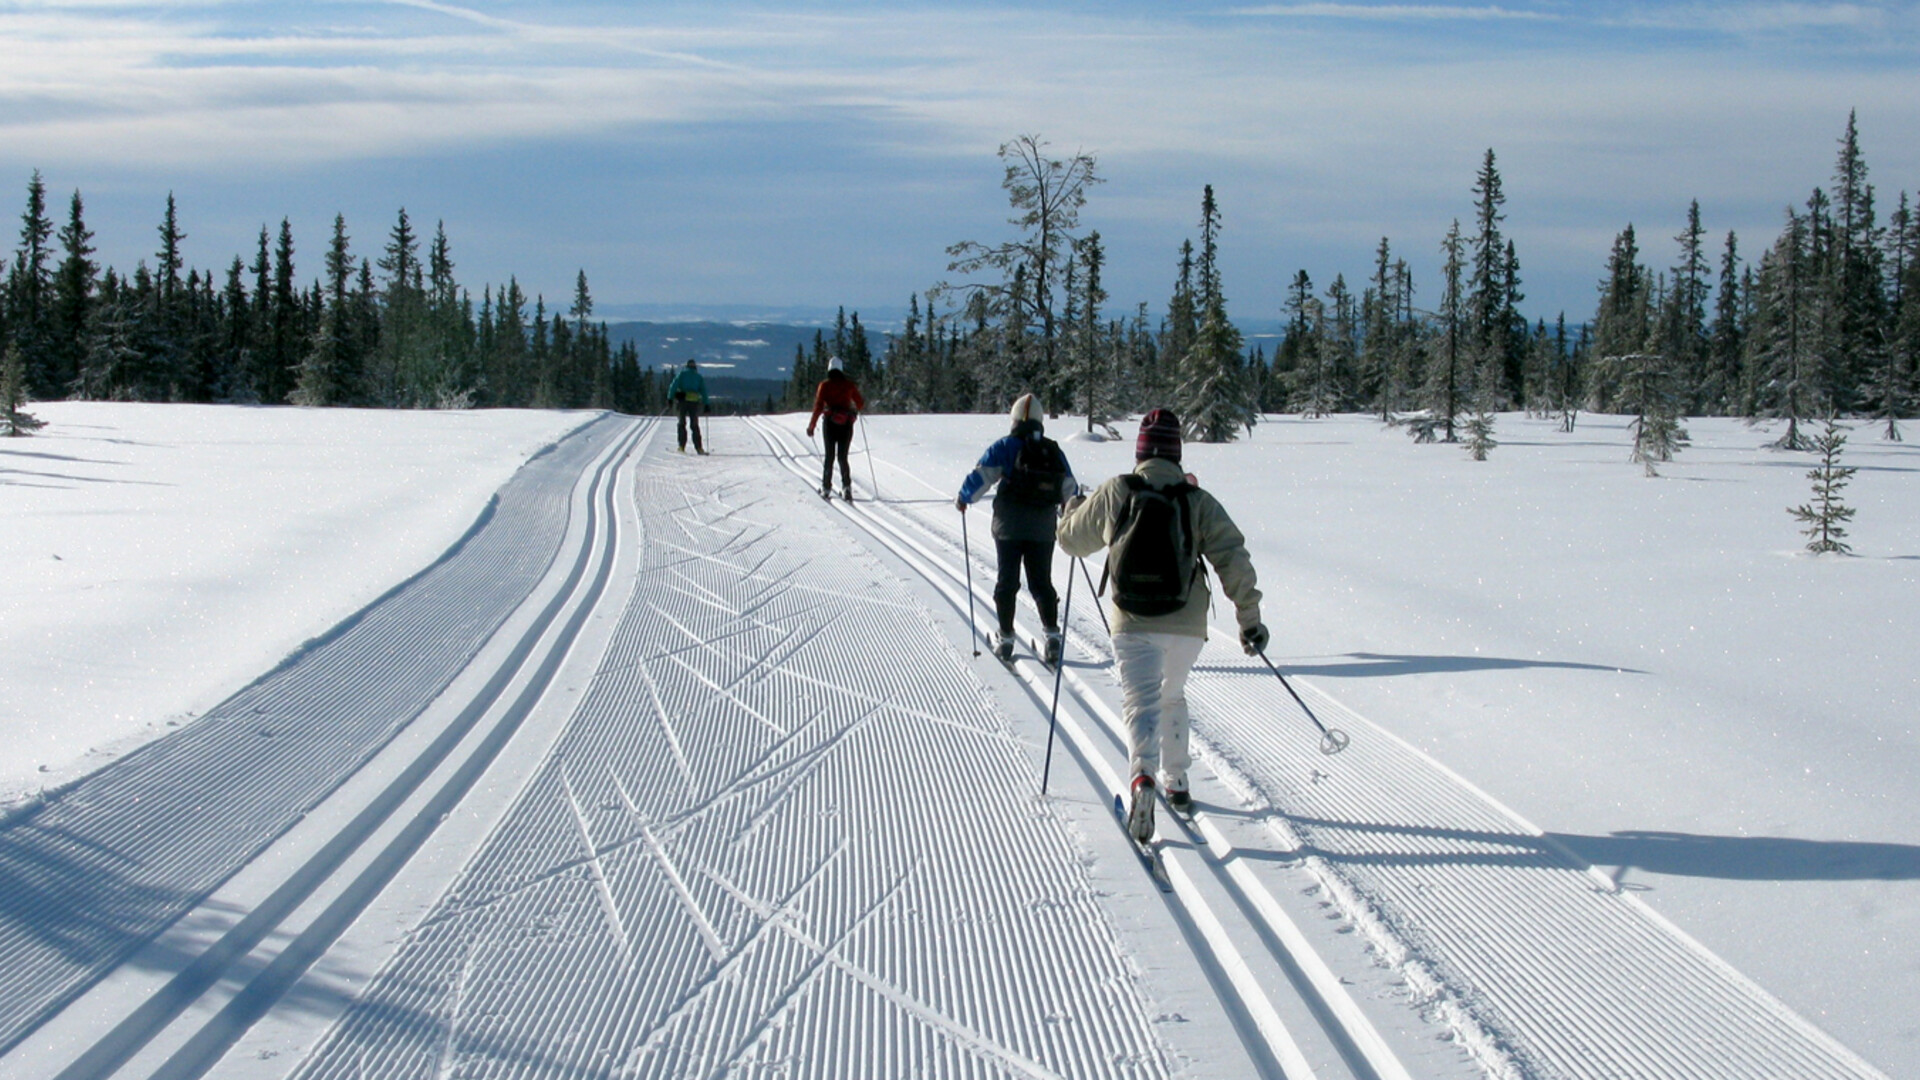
[609,771,728,966]
[290,425,1176,1080]
[0,414,627,1065]
[558,763,633,968]
[752,412,1891,1080]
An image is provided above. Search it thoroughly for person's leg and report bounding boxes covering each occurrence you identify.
[839,425,855,490]
[1155,633,1206,792]
[820,437,834,493]
[676,405,689,449]
[991,537,1022,637]
[1111,632,1170,781]
[1020,540,1059,630]
[691,409,704,452]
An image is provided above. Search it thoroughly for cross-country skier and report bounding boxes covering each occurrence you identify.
[668,359,707,454]
[806,356,866,500]
[1056,408,1268,842]
[955,394,1078,665]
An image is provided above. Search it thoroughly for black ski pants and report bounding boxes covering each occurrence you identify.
[993,537,1059,636]
[821,419,854,492]
[676,399,704,452]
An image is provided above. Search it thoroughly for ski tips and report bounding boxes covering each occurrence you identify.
[1320,729,1352,755]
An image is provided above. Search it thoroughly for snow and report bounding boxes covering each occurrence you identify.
[3,403,1916,1077]
[859,409,1920,1074]
[0,403,594,806]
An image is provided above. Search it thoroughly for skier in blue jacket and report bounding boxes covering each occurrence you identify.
[668,359,707,454]
[955,394,1077,664]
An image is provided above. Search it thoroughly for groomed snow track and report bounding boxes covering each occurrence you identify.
[746,414,1892,1080]
[287,423,1173,1079]
[0,412,1895,1080]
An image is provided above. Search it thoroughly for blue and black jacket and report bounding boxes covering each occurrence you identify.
[957,421,1079,543]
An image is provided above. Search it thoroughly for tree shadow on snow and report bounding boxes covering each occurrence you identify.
[1267,813,1920,883]
[1194,652,1642,679]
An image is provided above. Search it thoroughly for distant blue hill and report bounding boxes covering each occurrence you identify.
[608,315,1296,386]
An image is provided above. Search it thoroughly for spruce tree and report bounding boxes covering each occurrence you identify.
[50,189,96,396]
[1468,149,1522,401]
[291,214,356,406]
[1,342,44,435]
[11,171,54,395]
[1748,207,1821,449]
[1790,417,1857,554]
[1592,224,1649,380]
[1413,220,1469,443]
[1361,237,1404,420]
[1665,200,1711,411]
[1708,230,1745,415]
[1177,185,1254,441]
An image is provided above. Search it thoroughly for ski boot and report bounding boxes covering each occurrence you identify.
[1043,630,1063,667]
[1127,775,1156,843]
[993,630,1015,663]
[1166,781,1193,815]
[820,484,832,500]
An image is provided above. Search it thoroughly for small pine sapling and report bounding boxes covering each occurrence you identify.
[1789,417,1857,555]
[1,345,47,437]
[1463,411,1496,460]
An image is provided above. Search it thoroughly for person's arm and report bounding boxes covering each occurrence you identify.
[956,437,1015,507]
[851,383,867,413]
[807,382,828,433]
[1055,477,1118,559]
[1195,492,1263,633]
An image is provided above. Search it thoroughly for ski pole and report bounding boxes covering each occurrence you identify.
[1078,557,1110,637]
[1256,650,1351,755]
[1041,550,1077,794]
[860,415,880,501]
[962,508,980,657]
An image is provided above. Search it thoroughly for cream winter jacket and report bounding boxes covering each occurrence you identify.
[1056,456,1263,640]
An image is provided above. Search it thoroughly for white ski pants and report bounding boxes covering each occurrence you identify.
[1112,631,1206,787]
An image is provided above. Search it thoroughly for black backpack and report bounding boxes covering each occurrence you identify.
[1105,475,1199,616]
[999,435,1069,507]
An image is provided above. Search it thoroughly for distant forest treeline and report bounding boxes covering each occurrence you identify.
[5,114,1917,445]
[0,199,676,419]
[799,118,1918,446]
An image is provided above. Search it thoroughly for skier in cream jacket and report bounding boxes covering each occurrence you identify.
[1055,408,1267,840]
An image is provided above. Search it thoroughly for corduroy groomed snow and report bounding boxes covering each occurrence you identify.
[1136,409,1182,462]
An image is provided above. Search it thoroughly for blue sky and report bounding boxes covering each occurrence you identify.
[3,1,1917,325]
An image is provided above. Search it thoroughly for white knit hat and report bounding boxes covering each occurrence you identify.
[1009,393,1039,424]
[828,355,844,372]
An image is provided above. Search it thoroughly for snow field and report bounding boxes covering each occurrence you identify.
[0,403,595,805]
[0,414,631,1076]
[845,410,1920,1079]
[292,427,1179,1079]
[3,405,1915,1079]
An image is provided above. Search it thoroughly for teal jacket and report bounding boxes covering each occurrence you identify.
[669,367,706,403]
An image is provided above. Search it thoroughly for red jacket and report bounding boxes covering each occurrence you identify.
[808,374,866,431]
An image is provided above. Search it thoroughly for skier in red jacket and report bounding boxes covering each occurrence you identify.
[806,356,866,500]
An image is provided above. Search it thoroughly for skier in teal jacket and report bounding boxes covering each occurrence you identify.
[668,359,707,454]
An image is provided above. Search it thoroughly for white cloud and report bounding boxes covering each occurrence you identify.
[1229,3,1555,20]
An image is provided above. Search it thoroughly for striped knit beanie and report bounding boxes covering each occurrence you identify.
[1136,409,1182,462]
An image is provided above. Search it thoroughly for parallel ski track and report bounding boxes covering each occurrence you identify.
[0,414,630,1062]
[747,417,1390,1080]
[749,416,1890,1080]
[292,428,1172,1080]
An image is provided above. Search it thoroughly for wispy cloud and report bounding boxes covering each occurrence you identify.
[1229,3,1557,20]
[1606,3,1897,34]
[0,0,1915,313]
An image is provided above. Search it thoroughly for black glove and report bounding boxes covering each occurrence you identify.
[954,495,968,513]
[1240,623,1269,656]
